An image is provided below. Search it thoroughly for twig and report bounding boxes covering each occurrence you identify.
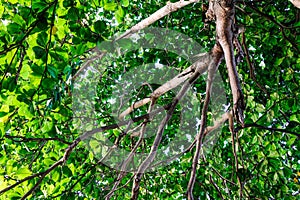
[241,31,269,97]
[4,135,72,145]
[15,46,26,83]
[238,123,300,137]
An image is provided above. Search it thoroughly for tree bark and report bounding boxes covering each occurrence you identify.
[208,0,245,126]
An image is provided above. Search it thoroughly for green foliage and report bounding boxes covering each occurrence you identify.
[0,0,299,199]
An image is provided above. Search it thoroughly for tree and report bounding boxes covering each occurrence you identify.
[0,0,299,199]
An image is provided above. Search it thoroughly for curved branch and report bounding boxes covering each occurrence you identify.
[187,44,223,200]
[74,0,200,79]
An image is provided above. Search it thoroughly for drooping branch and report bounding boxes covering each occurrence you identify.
[208,0,245,126]
[106,101,156,200]
[187,43,224,200]
[130,55,211,200]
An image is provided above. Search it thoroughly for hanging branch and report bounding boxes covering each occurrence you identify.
[212,0,245,126]
[187,0,248,198]
[187,44,223,200]
[130,56,211,199]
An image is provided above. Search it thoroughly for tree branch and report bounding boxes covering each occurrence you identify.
[130,55,210,199]
[74,0,200,79]
[187,43,223,200]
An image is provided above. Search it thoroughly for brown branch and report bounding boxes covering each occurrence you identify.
[279,27,300,53]
[211,167,237,186]
[240,31,269,97]
[0,2,56,56]
[31,0,58,100]
[0,98,167,197]
[238,123,300,137]
[4,135,72,145]
[118,53,210,119]
[130,56,210,199]
[105,105,153,199]
[0,46,19,87]
[214,1,245,126]
[245,2,300,52]
[209,175,224,199]
[73,0,200,79]
[15,46,26,83]
[150,109,235,169]
[187,44,223,200]
[231,126,243,198]
[245,2,298,29]
[289,0,300,9]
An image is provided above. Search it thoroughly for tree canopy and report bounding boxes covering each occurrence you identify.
[0,0,299,199]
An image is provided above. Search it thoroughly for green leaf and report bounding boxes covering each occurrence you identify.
[63,0,74,7]
[274,57,284,66]
[18,105,33,118]
[67,7,79,21]
[290,114,300,123]
[12,14,25,26]
[115,6,125,23]
[15,167,31,179]
[47,65,58,79]
[0,4,4,18]
[117,38,132,50]
[104,2,117,11]
[32,46,46,59]
[287,135,297,146]
[121,0,129,7]
[52,170,61,182]
[62,166,73,176]
[7,23,22,35]
[94,20,107,33]
[37,31,48,47]
[32,1,48,12]
[41,119,53,133]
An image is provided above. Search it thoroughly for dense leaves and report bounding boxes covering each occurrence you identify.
[0,0,299,199]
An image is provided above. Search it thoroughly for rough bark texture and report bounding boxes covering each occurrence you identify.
[208,0,245,126]
[187,1,246,198]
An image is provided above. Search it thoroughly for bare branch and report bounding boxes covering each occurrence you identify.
[118,53,210,119]
[289,0,300,9]
[187,44,223,200]
[131,56,210,199]
[74,0,199,79]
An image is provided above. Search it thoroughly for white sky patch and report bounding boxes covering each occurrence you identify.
[163,147,170,155]
[154,60,164,69]
[131,32,141,42]
[186,134,192,143]
[259,60,266,69]
[180,145,184,152]
[222,103,230,112]
[107,98,116,104]
[248,45,256,51]
[1,19,9,26]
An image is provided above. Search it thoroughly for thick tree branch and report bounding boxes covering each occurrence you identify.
[187,44,223,200]
[209,0,245,126]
